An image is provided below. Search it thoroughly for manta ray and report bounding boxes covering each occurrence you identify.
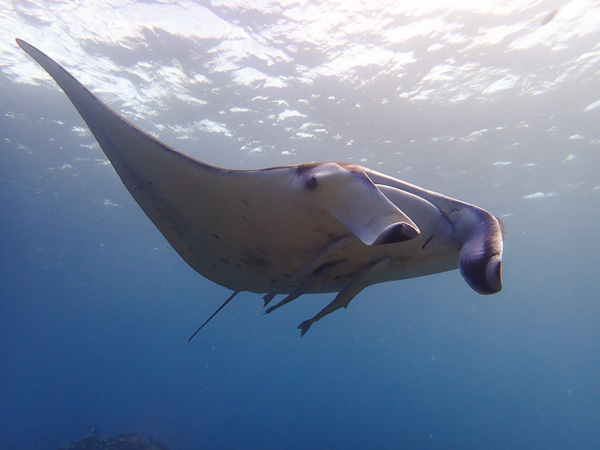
[17,39,503,337]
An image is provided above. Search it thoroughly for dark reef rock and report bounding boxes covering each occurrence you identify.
[58,429,171,450]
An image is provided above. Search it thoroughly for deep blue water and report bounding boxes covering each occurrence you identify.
[2,2,600,449]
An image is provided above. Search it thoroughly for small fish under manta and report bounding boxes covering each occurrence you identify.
[16,39,504,338]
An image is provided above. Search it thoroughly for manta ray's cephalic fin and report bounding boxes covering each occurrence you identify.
[298,163,421,246]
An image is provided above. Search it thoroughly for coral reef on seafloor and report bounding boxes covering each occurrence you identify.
[58,429,171,450]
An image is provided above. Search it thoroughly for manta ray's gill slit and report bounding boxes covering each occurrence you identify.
[421,234,435,249]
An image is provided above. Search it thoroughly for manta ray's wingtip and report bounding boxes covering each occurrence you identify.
[15,38,29,50]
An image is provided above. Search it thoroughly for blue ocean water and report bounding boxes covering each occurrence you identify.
[1,1,600,449]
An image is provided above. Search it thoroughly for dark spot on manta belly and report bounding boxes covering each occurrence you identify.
[245,252,274,269]
[212,233,220,239]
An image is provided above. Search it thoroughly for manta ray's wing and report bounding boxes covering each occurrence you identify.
[16,39,233,278]
[17,39,421,294]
